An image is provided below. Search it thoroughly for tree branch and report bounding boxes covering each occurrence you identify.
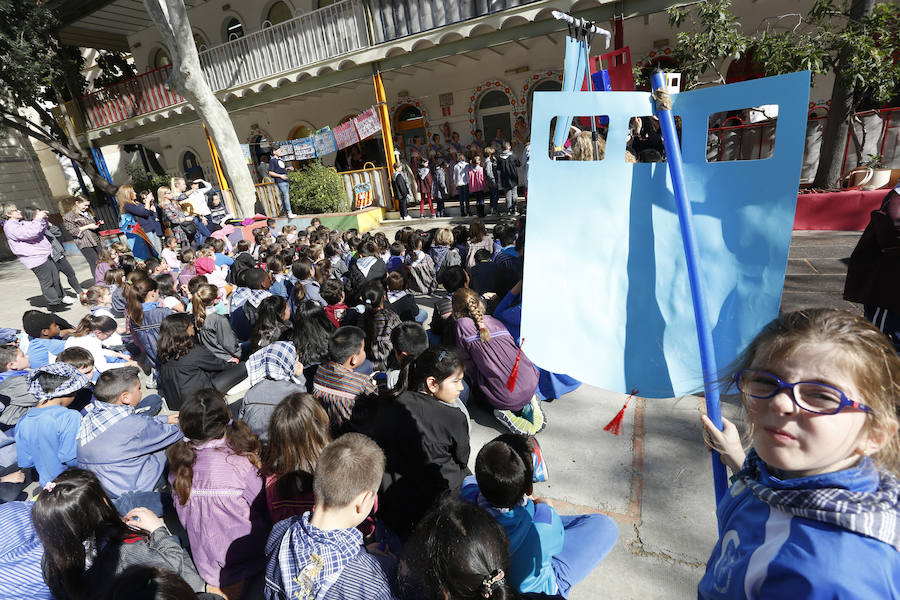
[0,112,82,161]
[143,0,178,51]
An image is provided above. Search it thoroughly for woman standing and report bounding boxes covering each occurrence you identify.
[157,186,191,249]
[22,206,83,299]
[171,177,211,244]
[119,187,163,253]
[1,203,72,309]
[62,195,102,281]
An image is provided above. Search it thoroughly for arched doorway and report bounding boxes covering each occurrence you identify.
[181,149,205,180]
[477,90,513,148]
[395,104,425,160]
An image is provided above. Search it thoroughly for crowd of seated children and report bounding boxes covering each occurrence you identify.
[0,213,630,600]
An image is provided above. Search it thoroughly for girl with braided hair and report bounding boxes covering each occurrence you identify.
[452,288,545,435]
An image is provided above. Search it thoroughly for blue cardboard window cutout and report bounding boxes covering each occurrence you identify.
[522,71,811,398]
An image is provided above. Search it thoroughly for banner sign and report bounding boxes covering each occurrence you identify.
[313,127,337,157]
[333,121,361,150]
[354,106,382,140]
[292,138,317,160]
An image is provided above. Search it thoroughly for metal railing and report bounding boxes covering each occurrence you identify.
[79,0,367,129]
[368,0,542,43]
[706,107,900,181]
[199,0,368,91]
[338,164,392,211]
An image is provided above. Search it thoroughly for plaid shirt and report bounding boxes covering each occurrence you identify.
[312,361,376,431]
[247,342,302,387]
[76,399,133,445]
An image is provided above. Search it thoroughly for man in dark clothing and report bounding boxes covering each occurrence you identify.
[268,147,294,218]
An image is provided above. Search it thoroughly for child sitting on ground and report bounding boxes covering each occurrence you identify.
[468,248,497,295]
[22,310,71,369]
[452,288,545,435]
[359,347,470,539]
[76,367,180,516]
[15,363,90,485]
[312,326,376,435]
[56,346,96,412]
[192,283,241,362]
[321,278,349,328]
[262,392,331,523]
[360,281,401,372]
[386,271,426,323]
[106,268,127,317]
[292,258,326,307]
[64,315,138,374]
[153,273,186,312]
[264,433,394,600]
[386,242,405,273]
[0,344,35,430]
[239,341,306,443]
[160,236,182,271]
[229,268,273,342]
[177,249,197,292]
[168,389,269,598]
[405,234,437,294]
[461,434,617,598]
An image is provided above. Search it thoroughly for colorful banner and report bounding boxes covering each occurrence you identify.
[313,127,337,157]
[292,137,317,160]
[275,142,295,161]
[354,106,381,140]
[333,120,361,150]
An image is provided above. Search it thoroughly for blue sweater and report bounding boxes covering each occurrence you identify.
[698,459,900,599]
[14,405,81,485]
[461,475,563,595]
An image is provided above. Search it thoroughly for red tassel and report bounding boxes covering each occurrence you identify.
[604,389,638,436]
[506,338,524,392]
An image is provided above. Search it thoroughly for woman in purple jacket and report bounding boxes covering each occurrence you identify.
[1,203,72,309]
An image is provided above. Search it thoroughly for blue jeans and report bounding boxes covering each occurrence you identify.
[277,180,291,215]
[137,394,163,416]
[458,184,470,216]
[489,187,499,213]
[192,217,211,245]
[414,308,428,323]
[113,490,167,516]
[551,514,618,598]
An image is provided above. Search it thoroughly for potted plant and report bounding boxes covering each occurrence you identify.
[847,154,892,190]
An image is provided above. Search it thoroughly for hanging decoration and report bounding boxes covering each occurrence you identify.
[466,79,526,135]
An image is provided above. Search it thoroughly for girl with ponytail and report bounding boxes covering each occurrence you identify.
[124,275,174,368]
[359,279,401,371]
[451,288,545,436]
[166,389,268,599]
[193,283,240,362]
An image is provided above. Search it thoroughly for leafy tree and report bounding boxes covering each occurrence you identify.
[143,0,257,216]
[288,161,345,214]
[93,51,137,89]
[0,0,117,196]
[663,0,900,188]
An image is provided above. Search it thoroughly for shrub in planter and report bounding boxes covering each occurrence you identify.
[288,160,345,214]
[126,162,171,194]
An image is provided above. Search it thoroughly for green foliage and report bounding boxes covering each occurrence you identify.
[665,0,900,109]
[93,52,138,90]
[862,153,885,169]
[125,161,171,195]
[288,160,345,214]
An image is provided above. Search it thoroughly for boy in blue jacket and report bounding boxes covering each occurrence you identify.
[461,434,618,598]
[76,367,180,515]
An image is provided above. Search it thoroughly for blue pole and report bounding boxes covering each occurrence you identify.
[650,70,728,505]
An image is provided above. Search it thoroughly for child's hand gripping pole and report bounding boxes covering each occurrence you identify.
[650,70,728,506]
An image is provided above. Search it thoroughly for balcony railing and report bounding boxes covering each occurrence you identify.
[368,0,542,43]
[80,0,367,129]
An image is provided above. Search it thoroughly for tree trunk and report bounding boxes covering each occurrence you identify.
[812,0,876,189]
[143,0,257,217]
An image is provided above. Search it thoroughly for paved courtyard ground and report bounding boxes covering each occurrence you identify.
[0,225,863,599]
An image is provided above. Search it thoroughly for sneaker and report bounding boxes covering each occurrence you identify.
[402,215,413,221]
[60,296,76,305]
[493,396,547,435]
[287,212,297,219]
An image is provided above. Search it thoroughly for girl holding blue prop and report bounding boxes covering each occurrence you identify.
[699,309,900,598]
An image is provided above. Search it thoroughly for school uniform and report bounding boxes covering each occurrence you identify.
[14,404,81,485]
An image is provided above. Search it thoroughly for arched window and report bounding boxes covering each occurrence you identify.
[477,90,512,146]
[224,17,245,41]
[264,1,292,27]
[181,150,205,180]
[396,105,422,123]
[289,124,313,139]
[193,32,208,53]
[528,79,562,107]
[152,48,171,69]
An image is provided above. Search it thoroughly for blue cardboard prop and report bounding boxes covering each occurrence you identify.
[522,71,810,398]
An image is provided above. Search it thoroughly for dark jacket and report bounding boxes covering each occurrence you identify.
[391,170,412,201]
[345,256,387,305]
[158,345,228,410]
[386,292,420,322]
[123,202,163,236]
[229,251,256,286]
[355,390,470,538]
[498,150,521,189]
[843,210,900,311]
